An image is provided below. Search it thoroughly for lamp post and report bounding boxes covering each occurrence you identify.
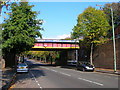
[111,7,116,72]
[96,4,117,72]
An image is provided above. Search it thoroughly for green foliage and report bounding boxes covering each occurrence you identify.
[27,51,60,62]
[50,51,60,61]
[72,6,110,45]
[103,2,120,27]
[71,6,110,64]
[102,2,120,37]
[28,51,49,59]
[37,51,44,57]
[0,24,2,60]
[2,2,43,56]
[42,51,49,60]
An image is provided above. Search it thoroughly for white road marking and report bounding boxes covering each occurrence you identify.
[41,67,50,70]
[60,72,71,77]
[78,77,103,86]
[42,67,71,77]
[38,83,40,86]
[40,67,46,69]
[51,67,84,73]
[51,69,58,72]
[30,71,42,89]
[46,68,50,70]
[41,66,107,86]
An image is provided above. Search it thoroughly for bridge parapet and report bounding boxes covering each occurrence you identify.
[36,39,79,43]
[32,39,80,50]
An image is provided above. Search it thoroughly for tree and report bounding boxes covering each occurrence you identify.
[2,2,43,67]
[37,51,44,61]
[0,24,1,61]
[42,51,49,63]
[27,51,50,62]
[102,2,120,37]
[0,0,27,19]
[26,51,60,64]
[0,0,9,14]
[0,0,11,62]
[71,7,110,64]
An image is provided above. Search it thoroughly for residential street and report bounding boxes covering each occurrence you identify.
[1,1,120,90]
[11,60,119,89]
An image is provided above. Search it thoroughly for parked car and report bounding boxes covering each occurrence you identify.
[17,63,29,73]
[67,60,77,66]
[76,61,95,72]
[24,58,27,61]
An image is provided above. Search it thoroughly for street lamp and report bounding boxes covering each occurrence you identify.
[111,7,117,72]
[96,4,117,72]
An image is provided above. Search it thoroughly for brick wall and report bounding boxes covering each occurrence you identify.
[93,38,120,69]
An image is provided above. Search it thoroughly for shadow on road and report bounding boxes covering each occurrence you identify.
[14,61,46,85]
[27,60,77,70]
[60,65,76,69]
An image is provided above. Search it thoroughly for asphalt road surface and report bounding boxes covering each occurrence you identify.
[12,60,119,90]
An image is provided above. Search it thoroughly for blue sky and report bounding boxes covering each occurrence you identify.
[1,1,119,39]
[29,2,112,39]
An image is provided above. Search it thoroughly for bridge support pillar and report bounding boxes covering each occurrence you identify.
[60,50,68,66]
[50,56,52,65]
[76,50,78,63]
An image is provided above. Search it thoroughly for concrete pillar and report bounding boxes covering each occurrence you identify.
[76,50,78,62]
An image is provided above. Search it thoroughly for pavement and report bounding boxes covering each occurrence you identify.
[2,67,16,90]
[95,68,120,75]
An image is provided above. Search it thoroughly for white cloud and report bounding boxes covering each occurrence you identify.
[42,34,71,39]
[56,34,71,39]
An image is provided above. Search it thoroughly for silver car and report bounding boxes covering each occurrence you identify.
[17,63,29,73]
[76,61,95,72]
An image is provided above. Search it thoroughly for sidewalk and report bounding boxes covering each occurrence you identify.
[95,68,120,75]
[2,68,16,90]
